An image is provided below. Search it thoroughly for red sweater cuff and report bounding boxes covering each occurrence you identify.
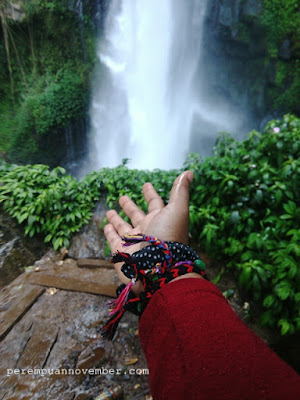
[139,278,300,400]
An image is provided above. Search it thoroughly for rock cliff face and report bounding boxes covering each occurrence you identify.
[1,1,25,21]
[202,0,268,123]
[212,0,262,27]
[2,0,106,25]
[68,198,109,259]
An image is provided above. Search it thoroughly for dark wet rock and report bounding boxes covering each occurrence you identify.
[211,0,262,29]
[267,59,277,86]
[218,0,240,27]
[278,38,292,60]
[242,0,262,17]
[77,342,105,370]
[68,199,110,260]
[0,207,46,288]
[204,0,269,119]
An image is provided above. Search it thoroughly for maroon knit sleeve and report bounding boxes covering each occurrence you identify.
[138,278,300,400]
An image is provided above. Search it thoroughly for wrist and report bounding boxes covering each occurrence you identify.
[170,272,203,283]
[102,236,208,339]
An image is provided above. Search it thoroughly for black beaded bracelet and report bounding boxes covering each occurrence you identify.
[101,234,208,340]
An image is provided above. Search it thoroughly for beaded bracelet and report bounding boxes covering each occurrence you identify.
[101,234,208,340]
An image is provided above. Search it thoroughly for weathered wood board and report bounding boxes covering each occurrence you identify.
[0,258,148,400]
[0,284,44,341]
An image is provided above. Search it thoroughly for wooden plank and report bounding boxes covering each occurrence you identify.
[77,259,114,269]
[18,321,59,369]
[0,284,44,341]
[27,267,119,298]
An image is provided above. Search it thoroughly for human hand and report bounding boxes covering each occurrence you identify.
[104,171,200,290]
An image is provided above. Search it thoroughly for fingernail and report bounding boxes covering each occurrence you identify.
[187,171,194,183]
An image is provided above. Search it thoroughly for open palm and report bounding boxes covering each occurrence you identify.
[104,171,194,286]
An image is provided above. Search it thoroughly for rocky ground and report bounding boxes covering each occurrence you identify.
[0,250,150,400]
[0,208,46,288]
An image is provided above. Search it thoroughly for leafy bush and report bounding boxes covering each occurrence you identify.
[0,164,102,250]
[261,0,300,52]
[0,163,178,250]
[185,114,300,335]
[90,166,179,212]
[261,0,300,113]
[25,68,87,136]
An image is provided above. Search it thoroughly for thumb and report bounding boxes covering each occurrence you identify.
[168,170,193,210]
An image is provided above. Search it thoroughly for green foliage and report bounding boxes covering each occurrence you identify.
[185,114,300,335]
[261,0,300,113]
[261,0,300,52]
[272,60,300,112]
[18,68,86,137]
[0,163,178,250]
[0,114,299,336]
[0,0,96,164]
[0,164,102,250]
[23,0,68,14]
[2,66,87,164]
[92,166,179,213]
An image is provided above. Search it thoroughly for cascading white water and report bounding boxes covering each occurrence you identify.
[86,0,250,171]
[87,0,208,170]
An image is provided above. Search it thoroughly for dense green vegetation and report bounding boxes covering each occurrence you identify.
[0,114,299,336]
[0,0,96,164]
[187,114,300,336]
[261,0,300,113]
[0,162,179,250]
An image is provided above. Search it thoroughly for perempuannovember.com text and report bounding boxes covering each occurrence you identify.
[7,367,149,377]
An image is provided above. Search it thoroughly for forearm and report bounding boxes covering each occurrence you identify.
[139,278,300,400]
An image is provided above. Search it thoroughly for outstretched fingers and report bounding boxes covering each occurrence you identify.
[103,223,121,255]
[104,222,143,289]
[104,223,131,284]
[168,171,193,211]
[106,209,132,237]
[143,182,164,213]
[119,195,146,227]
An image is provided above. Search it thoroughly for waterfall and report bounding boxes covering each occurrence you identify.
[86,0,251,171]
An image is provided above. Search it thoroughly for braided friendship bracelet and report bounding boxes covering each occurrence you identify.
[101,235,209,340]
